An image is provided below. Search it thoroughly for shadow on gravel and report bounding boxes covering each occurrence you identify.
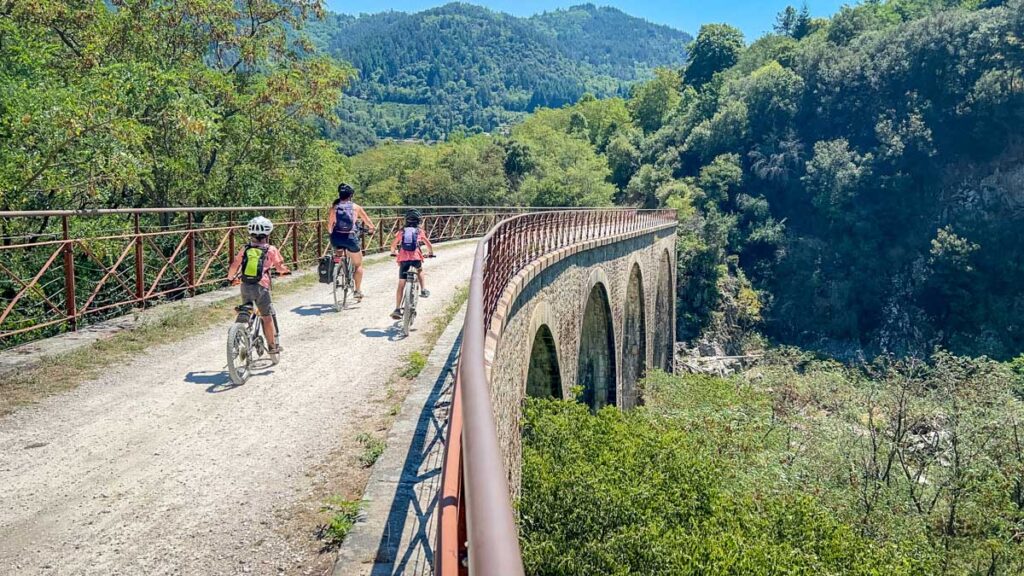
[360,326,405,342]
[183,369,273,393]
[369,334,461,574]
[290,304,336,317]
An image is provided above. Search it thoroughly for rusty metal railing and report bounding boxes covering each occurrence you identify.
[0,206,526,348]
[436,209,678,575]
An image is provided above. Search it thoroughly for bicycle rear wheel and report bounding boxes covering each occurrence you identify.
[333,258,350,312]
[226,322,252,385]
[401,276,417,336]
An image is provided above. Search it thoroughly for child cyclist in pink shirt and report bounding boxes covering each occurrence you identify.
[389,209,434,320]
[227,216,290,353]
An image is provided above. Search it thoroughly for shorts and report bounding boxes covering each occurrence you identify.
[240,283,275,316]
[330,232,362,253]
[399,260,423,279]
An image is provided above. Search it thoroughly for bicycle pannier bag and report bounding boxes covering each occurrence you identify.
[318,255,334,284]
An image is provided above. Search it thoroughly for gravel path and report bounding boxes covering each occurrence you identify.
[0,242,476,576]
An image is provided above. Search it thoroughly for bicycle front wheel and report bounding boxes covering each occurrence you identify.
[226,322,252,385]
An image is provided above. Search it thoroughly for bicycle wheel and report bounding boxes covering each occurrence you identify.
[402,276,417,336]
[333,258,349,312]
[226,322,252,385]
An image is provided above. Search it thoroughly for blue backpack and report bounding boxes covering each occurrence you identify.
[334,201,356,236]
[401,227,419,252]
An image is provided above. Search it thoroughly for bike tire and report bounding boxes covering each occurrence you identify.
[226,322,251,385]
[333,259,348,312]
[402,278,416,337]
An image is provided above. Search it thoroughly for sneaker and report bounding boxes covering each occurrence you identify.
[269,344,284,354]
[420,289,431,298]
[390,308,403,320]
[354,290,364,300]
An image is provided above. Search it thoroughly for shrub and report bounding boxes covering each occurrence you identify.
[519,396,922,575]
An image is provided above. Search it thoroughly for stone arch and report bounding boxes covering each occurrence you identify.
[578,281,617,411]
[621,263,646,409]
[653,249,674,372]
[526,325,561,399]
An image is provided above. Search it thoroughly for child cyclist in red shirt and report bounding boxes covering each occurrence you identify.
[389,209,434,320]
[227,216,290,354]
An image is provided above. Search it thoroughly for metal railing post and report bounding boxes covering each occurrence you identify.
[377,208,384,251]
[62,215,77,331]
[134,212,144,302]
[228,211,235,266]
[291,208,300,267]
[316,208,323,256]
[186,212,196,295]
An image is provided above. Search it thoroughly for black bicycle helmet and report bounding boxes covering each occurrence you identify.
[338,183,355,200]
[405,209,422,226]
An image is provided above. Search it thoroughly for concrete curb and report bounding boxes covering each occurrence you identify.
[333,303,466,576]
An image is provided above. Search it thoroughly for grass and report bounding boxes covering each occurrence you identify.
[355,432,386,468]
[317,496,363,550]
[400,351,428,379]
[429,285,470,340]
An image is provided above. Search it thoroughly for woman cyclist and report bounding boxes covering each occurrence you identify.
[327,183,376,300]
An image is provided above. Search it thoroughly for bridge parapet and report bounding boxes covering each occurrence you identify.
[438,209,677,576]
[0,206,522,348]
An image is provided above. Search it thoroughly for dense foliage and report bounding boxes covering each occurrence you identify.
[653,0,1024,360]
[0,0,350,214]
[341,97,621,208]
[307,3,690,149]
[522,354,1024,574]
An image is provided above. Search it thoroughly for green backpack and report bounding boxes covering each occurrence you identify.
[240,244,268,285]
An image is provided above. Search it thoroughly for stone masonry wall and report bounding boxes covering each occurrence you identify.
[485,227,676,498]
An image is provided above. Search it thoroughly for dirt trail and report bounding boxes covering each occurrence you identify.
[0,242,477,576]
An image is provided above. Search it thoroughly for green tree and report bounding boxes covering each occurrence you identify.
[683,24,746,89]
[627,68,682,133]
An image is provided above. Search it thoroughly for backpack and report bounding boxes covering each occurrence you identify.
[334,201,356,236]
[240,244,268,285]
[317,255,334,284]
[401,227,420,252]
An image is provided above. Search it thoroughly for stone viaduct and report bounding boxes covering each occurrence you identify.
[484,220,677,495]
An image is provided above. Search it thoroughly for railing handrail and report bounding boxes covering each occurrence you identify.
[0,205,659,218]
[441,208,677,575]
[0,207,514,346]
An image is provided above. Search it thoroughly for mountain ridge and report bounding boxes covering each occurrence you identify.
[307,2,691,152]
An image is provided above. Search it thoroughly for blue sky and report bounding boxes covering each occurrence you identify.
[324,1,851,40]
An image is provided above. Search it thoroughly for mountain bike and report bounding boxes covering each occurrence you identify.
[331,224,368,312]
[397,254,436,337]
[226,301,280,386]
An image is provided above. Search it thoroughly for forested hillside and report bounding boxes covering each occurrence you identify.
[307,3,690,151]
[341,0,1023,361]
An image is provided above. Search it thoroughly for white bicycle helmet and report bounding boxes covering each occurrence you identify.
[247,216,274,236]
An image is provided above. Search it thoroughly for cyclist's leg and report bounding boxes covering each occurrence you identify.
[253,287,279,350]
[395,278,406,309]
[393,262,408,318]
[349,249,364,292]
